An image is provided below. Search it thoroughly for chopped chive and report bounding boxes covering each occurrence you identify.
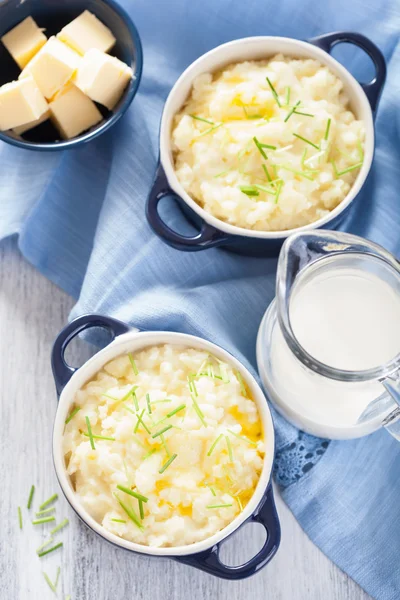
[192,396,206,426]
[159,433,172,457]
[167,404,186,418]
[228,429,258,445]
[332,161,363,177]
[27,485,35,509]
[36,538,54,554]
[159,453,178,474]
[85,416,96,450]
[18,506,22,529]
[274,180,283,204]
[324,118,331,141]
[119,385,139,404]
[102,393,120,402]
[238,185,259,197]
[36,507,56,517]
[293,109,315,117]
[111,518,127,523]
[301,147,308,168]
[128,353,139,375]
[190,114,214,125]
[266,77,281,107]
[357,139,364,161]
[152,424,173,438]
[50,519,69,535]
[39,494,58,511]
[38,542,63,558]
[116,485,148,503]
[236,496,244,511]
[43,572,57,594]
[236,371,248,396]
[124,404,136,415]
[131,389,139,411]
[65,406,81,425]
[139,499,145,520]
[55,567,61,589]
[143,448,156,460]
[284,100,301,123]
[207,433,223,456]
[114,494,143,530]
[285,86,291,106]
[278,165,315,181]
[82,432,115,441]
[32,517,56,525]
[188,374,198,397]
[253,136,277,159]
[146,393,152,414]
[262,163,274,186]
[225,435,234,463]
[151,399,172,404]
[134,409,151,434]
[253,184,276,195]
[206,503,233,509]
[206,484,217,496]
[214,169,231,178]
[198,123,223,137]
[293,133,319,150]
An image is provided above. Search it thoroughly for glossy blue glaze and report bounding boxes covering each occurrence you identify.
[0,0,143,151]
[146,31,386,257]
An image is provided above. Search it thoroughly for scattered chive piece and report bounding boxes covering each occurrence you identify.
[190,114,214,125]
[207,433,223,456]
[18,506,22,529]
[167,404,186,418]
[50,519,69,535]
[139,499,145,520]
[159,433,172,457]
[324,118,332,141]
[131,389,139,411]
[43,572,57,594]
[128,353,139,375]
[114,494,143,530]
[262,164,274,186]
[116,485,148,503]
[192,396,206,426]
[236,371,247,397]
[85,416,96,450]
[357,139,364,161]
[198,123,223,137]
[188,374,198,397]
[27,485,35,509]
[278,165,315,181]
[55,567,61,589]
[301,147,308,168]
[151,399,172,404]
[159,453,178,474]
[238,185,259,197]
[225,435,234,462]
[253,136,277,159]
[253,184,276,195]
[236,496,244,511]
[119,385,139,404]
[32,517,56,525]
[146,393,152,414]
[293,133,319,150]
[102,393,120,402]
[143,448,156,460]
[65,406,81,425]
[274,180,283,204]
[36,538,54,554]
[284,100,301,123]
[206,484,217,496]
[38,542,63,558]
[228,429,258,445]
[36,507,56,517]
[293,109,315,117]
[206,503,233,509]
[82,432,116,441]
[214,169,231,178]
[285,86,291,106]
[39,494,58,511]
[152,424,173,439]
[111,518,127,523]
[266,77,281,107]
[134,409,151,434]
[332,161,363,176]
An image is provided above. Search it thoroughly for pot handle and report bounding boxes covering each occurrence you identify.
[51,314,132,397]
[175,485,280,580]
[309,31,386,114]
[146,164,229,251]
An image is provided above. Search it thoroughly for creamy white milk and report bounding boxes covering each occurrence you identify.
[270,267,400,427]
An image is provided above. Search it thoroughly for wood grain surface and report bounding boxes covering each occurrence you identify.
[0,238,372,600]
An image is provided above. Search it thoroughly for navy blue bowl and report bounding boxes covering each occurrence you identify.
[0,0,143,151]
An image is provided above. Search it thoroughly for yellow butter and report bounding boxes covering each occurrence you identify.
[57,10,116,56]
[0,76,48,131]
[1,16,47,69]
[13,109,50,135]
[49,82,102,139]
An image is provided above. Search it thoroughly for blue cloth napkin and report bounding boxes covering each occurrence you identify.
[1,0,400,597]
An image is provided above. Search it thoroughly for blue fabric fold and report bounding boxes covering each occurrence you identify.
[1,0,400,597]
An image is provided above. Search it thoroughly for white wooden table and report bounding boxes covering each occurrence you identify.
[0,237,372,599]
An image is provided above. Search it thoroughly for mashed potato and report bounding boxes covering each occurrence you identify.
[172,56,365,231]
[63,344,265,548]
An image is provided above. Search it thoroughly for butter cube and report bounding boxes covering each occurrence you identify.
[0,76,48,131]
[20,37,80,99]
[74,49,133,110]
[49,82,102,139]
[13,110,50,135]
[57,10,116,56]
[1,16,47,69]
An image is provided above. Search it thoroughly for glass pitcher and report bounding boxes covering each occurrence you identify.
[256,230,400,440]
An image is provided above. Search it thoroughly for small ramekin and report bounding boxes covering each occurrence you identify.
[51,314,280,580]
[146,32,386,256]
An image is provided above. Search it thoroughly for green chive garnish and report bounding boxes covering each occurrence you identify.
[116,485,148,503]
[18,506,22,529]
[65,406,81,424]
[82,432,115,441]
[285,86,291,106]
[114,494,143,530]
[236,496,244,511]
[131,389,139,411]
[111,518,126,523]
[239,185,259,197]
[293,109,314,117]
[236,371,247,396]
[139,499,145,520]
[357,139,364,161]
[206,503,233,509]
[151,399,172,404]
[274,180,283,204]
[27,485,35,509]
[293,133,319,150]
[190,114,214,125]
[278,165,315,181]
[36,537,54,554]
[32,517,56,525]
[284,100,301,123]
[188,374,198,397]
[143,448,157,460]
[55,567,61,589]
[36,507,56,517]
[253,184,276,195]
[43,571,57,593]
[152,424,173,438]
[192,395,206,426]
[198,123,223,137]
[146,393,152,414]
[262,164,274,186]
[38,542,63,558]
[50,519,69,535]
[225,435,234,462]
[324,118,331,141]
[253,136,277,159]
[228,429,258,445]
[207,433,223,456]
[332,161,363,177]
[159,433,172,457]
[39,494,58,511]
[167,404,186,418]
[128,353,139,375]
[134,409,151,434]
[214,169,231,178]
[159,453,178,474]
[85,416,96,450]
[266,77,281,107]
